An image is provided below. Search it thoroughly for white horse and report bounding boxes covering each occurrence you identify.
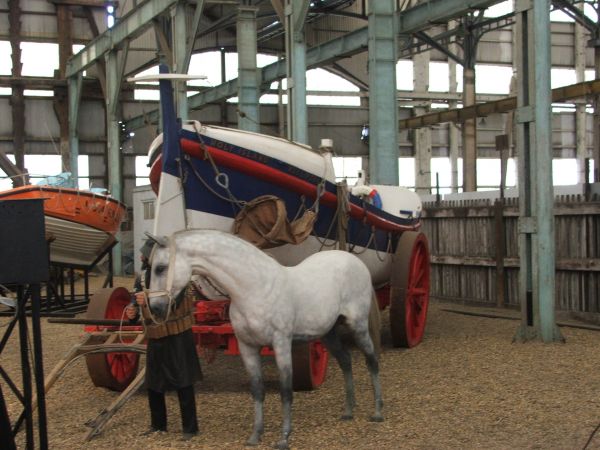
[146,229,383,449]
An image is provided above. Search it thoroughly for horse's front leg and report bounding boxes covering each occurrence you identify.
[237,340,264,446]
[272,336,293,450]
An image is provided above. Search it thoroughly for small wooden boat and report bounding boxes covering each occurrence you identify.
[0,185,127,267]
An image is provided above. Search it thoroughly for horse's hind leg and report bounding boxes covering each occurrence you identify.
[272,335,294,449]
[237,340,264,446]
[272,336,294,450]
[321,327,355,420]
[352,325,384,422]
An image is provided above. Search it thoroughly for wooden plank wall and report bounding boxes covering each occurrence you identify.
[421,195,600,312]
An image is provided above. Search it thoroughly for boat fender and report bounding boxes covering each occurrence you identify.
[351,185,383,209]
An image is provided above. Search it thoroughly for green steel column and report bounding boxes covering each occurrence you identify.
[285,0,310,143]
[290,36,307,142]
[68,74,82,184]
[592,10,600,182]
[413,51,431,194]
[514,0,563,343]
[368,0,398,185]
[448,20,460,193]
[462,23,478,192]
[173,1,188,120]
[105,50,122,275]
[237,4,260,132]
[575,22,587,184]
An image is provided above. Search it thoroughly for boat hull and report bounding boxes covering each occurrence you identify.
[149,123,422,285]
[0,186,126,267]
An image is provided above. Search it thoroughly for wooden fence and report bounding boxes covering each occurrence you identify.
[421,195,600,312]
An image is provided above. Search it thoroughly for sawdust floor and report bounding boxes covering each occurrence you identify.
[3,276,600,449]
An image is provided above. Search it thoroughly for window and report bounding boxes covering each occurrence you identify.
[398,157,415,189]
[475,65,512,95]
[429,63,449,92]
[143,201,155,220]
[397,60,414,91]
[24,90,53,97]
[553,159,578,186]
[20,43,58,77]
[0,41,11,75]
[551,68,577,89]
[476,158,517,191]
[332,157,362,185]
[484,0,512,18]
[0,154,90,189]
[135,155,151,186]
[431,157,452,194]
[135,52,361,106]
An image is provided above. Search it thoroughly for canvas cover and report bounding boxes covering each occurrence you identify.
[233,195,316,249]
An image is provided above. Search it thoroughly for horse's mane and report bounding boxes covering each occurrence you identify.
[171,229,279,265]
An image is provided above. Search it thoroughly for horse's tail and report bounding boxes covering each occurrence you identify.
[368,291,382,356]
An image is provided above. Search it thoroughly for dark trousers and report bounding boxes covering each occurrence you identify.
[148,385,198,434]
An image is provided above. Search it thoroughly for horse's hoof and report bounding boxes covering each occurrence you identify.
[340,414,354,421]
[274,440,289,450]
[246,436,260,447]
[369,415,384,423]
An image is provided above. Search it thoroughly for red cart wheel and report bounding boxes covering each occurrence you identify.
[291,341,328,391]
[389,231,430,348]
[85,287,140,391]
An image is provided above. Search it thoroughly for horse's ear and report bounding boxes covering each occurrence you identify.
[144,231,168,248]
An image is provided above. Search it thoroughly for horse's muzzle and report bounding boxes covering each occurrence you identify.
[145,289,171,320]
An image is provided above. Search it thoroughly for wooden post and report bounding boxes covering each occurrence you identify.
[494,200,506,308]
[495,134,510,307]
[496,134,510,199]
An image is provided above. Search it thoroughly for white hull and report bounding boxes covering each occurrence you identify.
[184,208,392,285]
[45,216,113,267]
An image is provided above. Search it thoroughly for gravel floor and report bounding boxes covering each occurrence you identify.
[3,278,600,449]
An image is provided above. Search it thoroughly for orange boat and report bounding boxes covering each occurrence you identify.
[0,185,127,267]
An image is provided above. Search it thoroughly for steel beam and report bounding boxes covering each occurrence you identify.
[368,0,398,185]
[413,51,431,194]
[398,79,600,129]
[105,50,125,275]
[0,150,22,182]
[514,0,563,343]
[68,74,82,182]
[184,0,205,71]
[285,0,310,143]
[66,0,179,77]
[575,21,587,184]
[448,19,460,193]
[463,66,477,192]
[237,5,260,132]
[173,1,188,119]
[551,0,596,32]
[124,0,505,131]
[106,51,121,202]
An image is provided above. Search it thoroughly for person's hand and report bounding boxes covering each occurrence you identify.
[135,291,146,307]
[125,304,138,320]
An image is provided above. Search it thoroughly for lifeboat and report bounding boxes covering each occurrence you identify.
[0,185,127,267]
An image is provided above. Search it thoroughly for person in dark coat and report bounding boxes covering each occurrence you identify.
[126,239,202,440]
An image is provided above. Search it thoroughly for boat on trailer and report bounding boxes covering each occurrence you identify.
[146,65,431,348]
[0,185,126,267]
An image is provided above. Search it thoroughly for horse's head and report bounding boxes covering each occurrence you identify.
[145,233,192,320]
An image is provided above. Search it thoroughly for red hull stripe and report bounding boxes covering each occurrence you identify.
[180,138,415,233]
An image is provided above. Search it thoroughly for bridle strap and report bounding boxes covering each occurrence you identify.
[143,235,178,325]
[166,236,178,293]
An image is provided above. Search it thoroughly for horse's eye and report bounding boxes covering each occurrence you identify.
[155,265,167,276]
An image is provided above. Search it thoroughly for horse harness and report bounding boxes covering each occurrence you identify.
[141,287,195,339]
[141,238,196,339]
